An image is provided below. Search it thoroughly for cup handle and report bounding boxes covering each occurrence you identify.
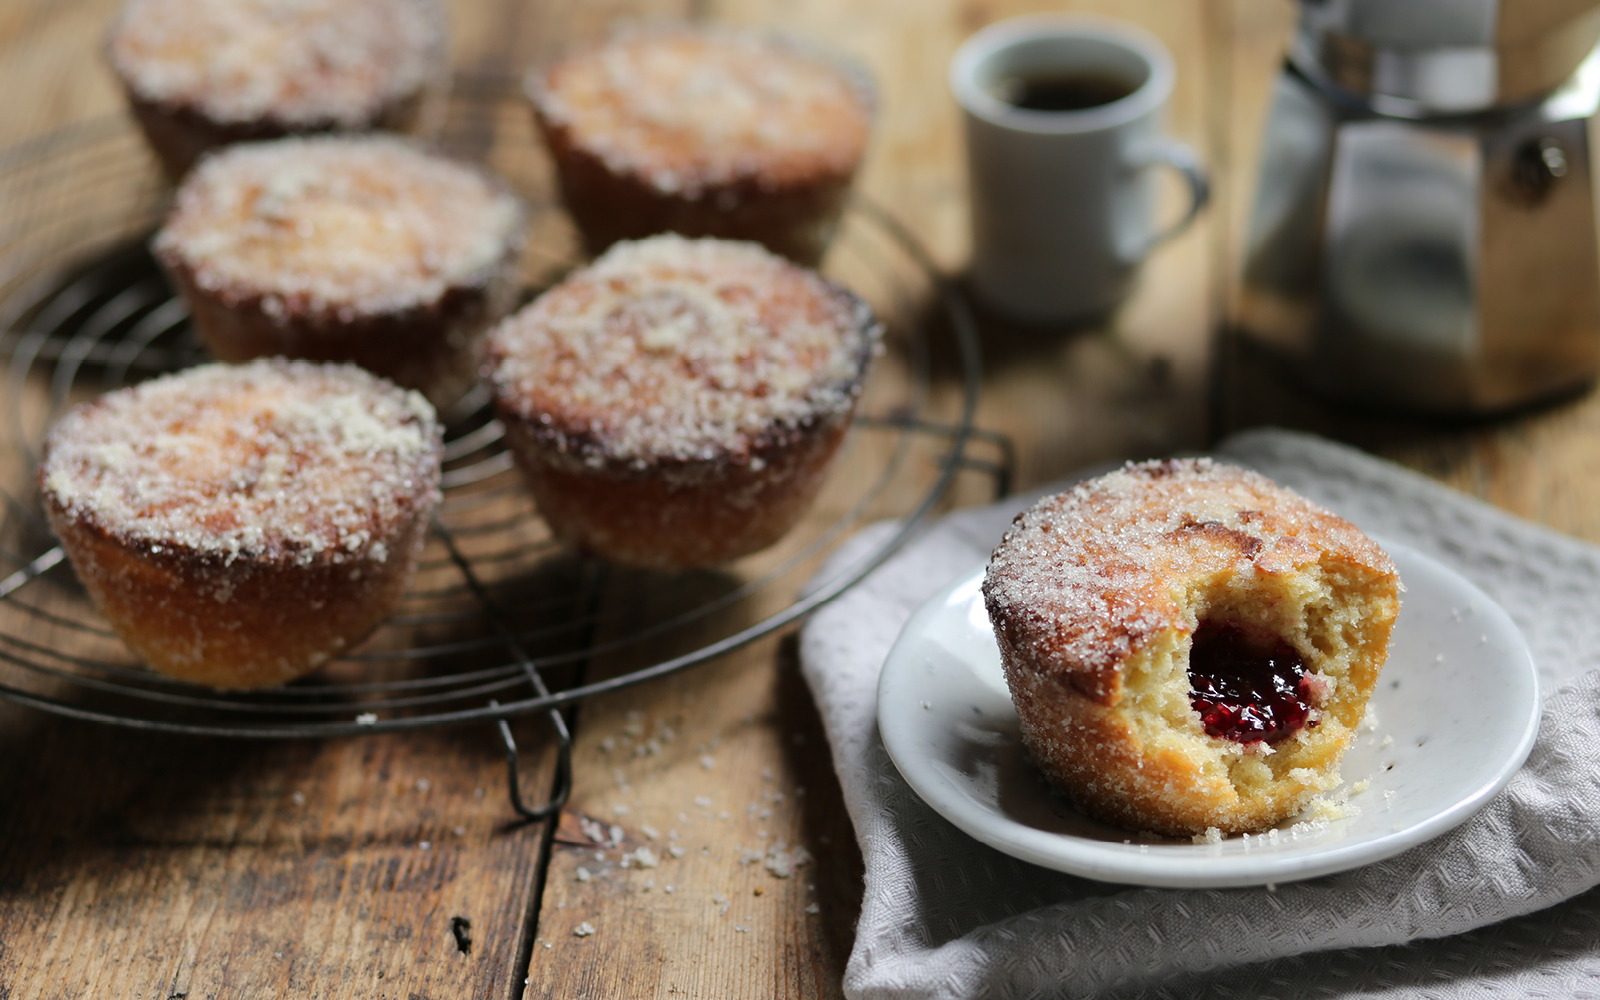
[1124,139,1211,261]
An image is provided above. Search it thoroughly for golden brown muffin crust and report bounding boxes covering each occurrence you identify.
[530,27,872,198]
[39,359,443,688]
[984,458,1394,704]
[983,458,1401,836]
[486,235,877,467]
[107,0,445,129]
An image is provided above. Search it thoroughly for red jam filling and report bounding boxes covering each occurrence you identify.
[1187,621,1315,744]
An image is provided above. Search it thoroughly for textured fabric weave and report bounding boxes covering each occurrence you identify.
[799,429,1600,999]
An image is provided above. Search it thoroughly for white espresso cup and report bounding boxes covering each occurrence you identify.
[951,16,1209,323]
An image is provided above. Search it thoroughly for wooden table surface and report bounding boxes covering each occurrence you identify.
[5,1,1600,998]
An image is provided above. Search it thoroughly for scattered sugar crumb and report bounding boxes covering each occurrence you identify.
[574,922,595,937]
[575,867,592,883]
[764,843,812,879]
[1192,826,1223,845]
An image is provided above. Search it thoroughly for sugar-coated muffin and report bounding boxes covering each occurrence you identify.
[485,234,880,569]
[39,359,443,689]
[982,458,1401,837]
[153,135,526,410]
[528,25,874,265]
[107,0,447,178]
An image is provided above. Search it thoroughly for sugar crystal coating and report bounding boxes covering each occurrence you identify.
[486,235,878,466]
[983,458,1393,695]
[154,136,525,320]
[107,0,444,127]
[531,27,873,197]
[41,358,441,565]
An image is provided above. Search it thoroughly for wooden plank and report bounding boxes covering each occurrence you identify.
[0,4,570,999]
[0,708,550,1000]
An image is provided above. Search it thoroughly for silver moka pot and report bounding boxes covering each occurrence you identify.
[1240,0,1600,413]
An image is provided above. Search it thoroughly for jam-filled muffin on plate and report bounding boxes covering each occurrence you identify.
[982,458,1401,837]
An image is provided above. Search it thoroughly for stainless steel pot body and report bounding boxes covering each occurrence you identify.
[1239,49,1600,413]
[1294,0,1600,114]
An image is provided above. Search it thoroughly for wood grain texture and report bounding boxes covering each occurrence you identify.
[0,707,551,1000]
[8,0,1600,998]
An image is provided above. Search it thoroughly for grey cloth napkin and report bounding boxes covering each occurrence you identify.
[799,428,1600,1000]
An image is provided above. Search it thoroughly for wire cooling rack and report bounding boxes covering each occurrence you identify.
[0,78,1010,817]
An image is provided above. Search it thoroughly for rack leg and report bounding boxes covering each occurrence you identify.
[492,698,573,822]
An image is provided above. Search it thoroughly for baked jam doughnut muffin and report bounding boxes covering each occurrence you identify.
[982,458,1400,837]
[153,135,526,410]
[39,359,442,690]
[107,0,446,178]
[486,234,880,569]
[528,25,874,265]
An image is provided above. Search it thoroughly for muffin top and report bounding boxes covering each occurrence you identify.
[152,135,525,319]
[983,458,1397,695]
[486,235,879,466]
[107,0,445,127]
[530,26,873,196]
[40,359,442,565]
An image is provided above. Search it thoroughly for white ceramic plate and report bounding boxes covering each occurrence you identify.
[877,540,1540,888]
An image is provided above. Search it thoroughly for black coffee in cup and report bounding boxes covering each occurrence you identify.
[992,71,1136,112]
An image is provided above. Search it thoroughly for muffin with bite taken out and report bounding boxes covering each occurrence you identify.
[982,458,1401,837]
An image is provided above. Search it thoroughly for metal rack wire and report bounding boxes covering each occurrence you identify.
[0,82,1010,818]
